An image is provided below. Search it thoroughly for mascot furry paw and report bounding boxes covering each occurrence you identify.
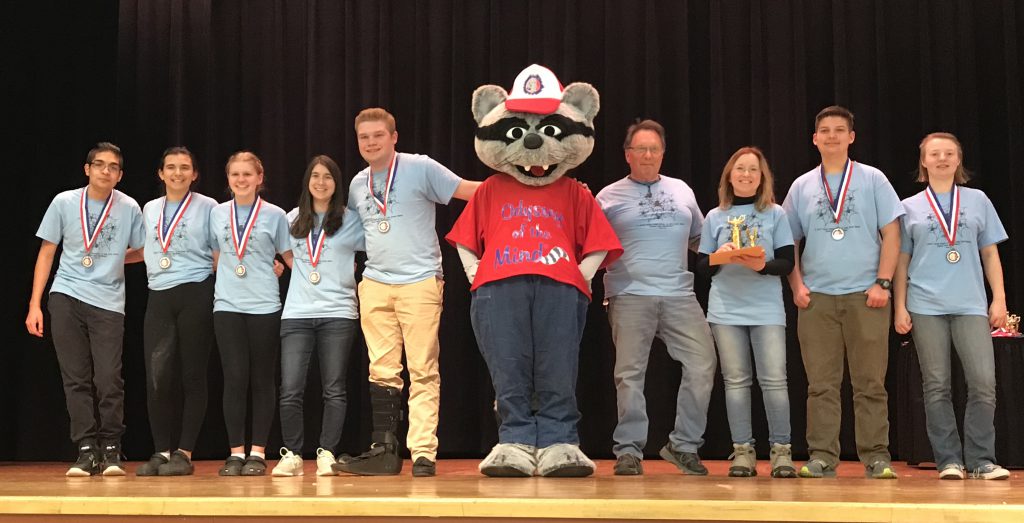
[446,65,622,477]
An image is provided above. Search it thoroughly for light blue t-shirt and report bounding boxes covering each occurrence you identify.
[699,203,794,326]
[142,193,218,291]
[900,186,1007,316]
[596,175,704,298]
[782,161,904,295]
[348,152,461,284]
[36,187,145,314]
[209,199,292,314]
[282,208,365,320]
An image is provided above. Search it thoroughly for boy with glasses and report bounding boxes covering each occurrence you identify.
[26,142,145,476]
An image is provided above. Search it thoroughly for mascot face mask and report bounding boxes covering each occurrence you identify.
[471,64,600,187]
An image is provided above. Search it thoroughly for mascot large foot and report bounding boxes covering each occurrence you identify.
[536,444,595,477]
[333,384,403,476]
[479,443,536,477]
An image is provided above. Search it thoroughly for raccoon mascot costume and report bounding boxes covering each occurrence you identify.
[447,65,622,477]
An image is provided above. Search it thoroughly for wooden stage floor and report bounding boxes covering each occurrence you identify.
[0,460,1021,522]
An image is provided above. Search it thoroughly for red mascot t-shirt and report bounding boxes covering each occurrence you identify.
[446,175,623,299]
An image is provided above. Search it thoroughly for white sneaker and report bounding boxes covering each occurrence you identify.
[969,463,1010,480]
[316,448,337,476]
[271,447,304,477]
[939,463,965,480]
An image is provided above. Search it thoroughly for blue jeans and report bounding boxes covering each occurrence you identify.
[710,323,790,446]
[279,317,358,453]
[471,276,589,448]
[609,294,717,457]
[910,313,997,470]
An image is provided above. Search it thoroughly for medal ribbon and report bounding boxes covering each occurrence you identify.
[819,159,854,223]
[80,189,115,254]
[306,222,327,269]
[157,192,193,254]
[925,185,959,247]
[230,196,262,261]
[367,153,399,218]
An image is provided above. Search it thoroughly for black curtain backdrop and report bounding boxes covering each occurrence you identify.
[5,0,1022,462]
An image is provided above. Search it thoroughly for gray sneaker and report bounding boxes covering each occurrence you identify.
[659,445,708,476]
[799,458,836,478]
[939,463,965,480]
[728,443,756,477]
[969,463,1009,480]
[865,460,897,479]
[770,443,797,478]
[613,454,643,476]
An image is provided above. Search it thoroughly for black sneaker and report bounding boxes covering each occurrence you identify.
[101,441,126,476]
[158,450,194,476]
[659,444,708,476]
[136,453,169,476]
[412,457,436,477]
[66,440,100,477]
[613,454,643,476]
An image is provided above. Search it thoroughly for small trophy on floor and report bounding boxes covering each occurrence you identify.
[992,312,1021,338]
[1006,313,1020,336]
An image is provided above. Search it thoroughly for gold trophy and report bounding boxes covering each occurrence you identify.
[728,215,745,247]
[710,216,766,265]
[1007,313,1020,336]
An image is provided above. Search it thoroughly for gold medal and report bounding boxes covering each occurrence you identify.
[831,227,845,241]
[158,256,172,269]
[377,220,391,234]
[81,255,94,268]
[234,264,247,277]
[308,271,321,285]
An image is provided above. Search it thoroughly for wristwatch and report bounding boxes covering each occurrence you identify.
[875,278,892,290]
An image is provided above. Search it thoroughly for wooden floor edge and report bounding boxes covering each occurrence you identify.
[2,497,1023,522]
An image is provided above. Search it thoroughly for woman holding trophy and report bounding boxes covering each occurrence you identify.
[893,132,1010,480]
[697,147,795,478]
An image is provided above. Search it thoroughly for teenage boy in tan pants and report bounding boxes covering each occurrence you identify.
[334,108,479,477]
[783,106,903,479]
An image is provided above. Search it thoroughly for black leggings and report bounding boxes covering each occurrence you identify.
[143,277,215,452]
[213,310,280,448]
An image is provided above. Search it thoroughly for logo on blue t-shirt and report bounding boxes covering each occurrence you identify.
[89,211,121,252]
[152,219,192,253]
[637,188,680,222]
[364,178,399,217]
[220,222,266,253]
[813,187,860,231]
[923,208,967,245]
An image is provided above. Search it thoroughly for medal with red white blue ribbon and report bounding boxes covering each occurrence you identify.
[368,153,398,234]
[79,189,114,268]
[820,159,854,240]
[306,222,326,285]
[156,192,193,269]
[925,184,961,264]
[230,196,262,277]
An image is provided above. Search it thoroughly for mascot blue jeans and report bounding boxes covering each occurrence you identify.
[471,275,589,447]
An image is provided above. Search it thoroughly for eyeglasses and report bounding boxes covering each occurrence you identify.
[90,160,121,174]
[627,146,664,156]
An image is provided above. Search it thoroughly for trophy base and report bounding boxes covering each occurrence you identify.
[709,246,765,266]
